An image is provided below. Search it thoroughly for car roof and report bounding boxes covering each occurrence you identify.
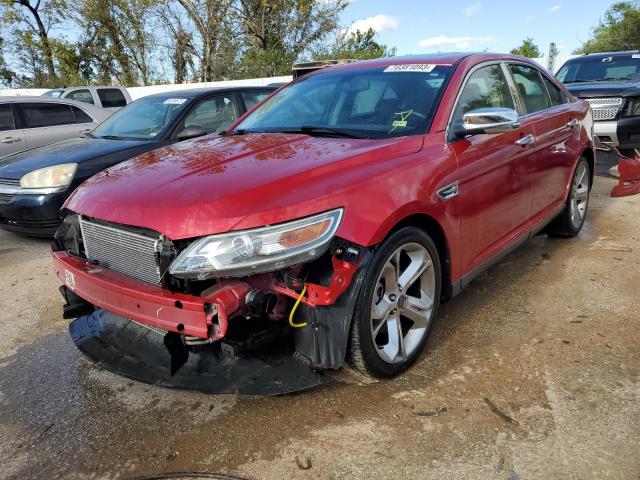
[141,86,278,100]
[0,95,111,115]
[306,52,540,74]
[578,50,640,57]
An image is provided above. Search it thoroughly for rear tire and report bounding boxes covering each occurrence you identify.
[547,157,591,238]
[348,227,441,378]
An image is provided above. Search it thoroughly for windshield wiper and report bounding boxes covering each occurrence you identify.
[98,135,128,140]
[221,128,249,136]
[275,126,369,139]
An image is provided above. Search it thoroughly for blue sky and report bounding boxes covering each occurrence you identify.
[338,0,617,56]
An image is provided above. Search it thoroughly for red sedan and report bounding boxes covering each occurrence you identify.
[52,53,594,379]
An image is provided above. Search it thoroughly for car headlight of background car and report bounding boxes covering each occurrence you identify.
[623,97,640,117]
[169,209,343,279]
[19,163,78,189]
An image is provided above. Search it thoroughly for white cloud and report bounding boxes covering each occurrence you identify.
[346,14,399,35]
[418,35,495,50]
[549,4,561,12]
[464,2,482,18]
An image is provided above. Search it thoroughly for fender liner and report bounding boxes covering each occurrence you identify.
[294,249,373,369]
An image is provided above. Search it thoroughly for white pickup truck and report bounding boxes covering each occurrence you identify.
[42,86,131,111]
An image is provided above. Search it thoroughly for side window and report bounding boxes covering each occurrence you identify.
[65,89,95,105]
[97,88,127,108]
[508,64,552,114]
[0,104,15,131]
[19,103,76,128]
[452,64,515,124]
[72,106,94,124]
[241,91,270,110]
[541,75,567,107]
[182,95,239,134]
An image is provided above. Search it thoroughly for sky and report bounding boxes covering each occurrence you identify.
[338,0,618,57]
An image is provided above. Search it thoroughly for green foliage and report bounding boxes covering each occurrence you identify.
[575,1,640,53]
[313,28,396,61]
[510,37,542,58]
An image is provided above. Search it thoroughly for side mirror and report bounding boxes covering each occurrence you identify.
[177,125,206,141]
[454,107,520,137]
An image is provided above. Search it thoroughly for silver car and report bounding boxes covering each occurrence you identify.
[0,96,112,158]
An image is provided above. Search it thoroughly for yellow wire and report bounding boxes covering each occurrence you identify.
[288,284,308,328]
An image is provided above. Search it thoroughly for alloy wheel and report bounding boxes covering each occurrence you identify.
[370,242,436,364]
[570,162,589,228]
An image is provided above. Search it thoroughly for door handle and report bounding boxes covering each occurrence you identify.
[1,136,20,144]
[81,128,92,134]
[566,119,579,128]
[516,134,535,146]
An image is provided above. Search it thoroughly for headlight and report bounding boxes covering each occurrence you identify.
[19,163,77,189]
[169,209,343,279]
[624,97,640,117]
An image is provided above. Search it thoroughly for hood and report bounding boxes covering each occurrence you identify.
[0,137,150,179]
[66,132,424,240]
[564,80,640,98]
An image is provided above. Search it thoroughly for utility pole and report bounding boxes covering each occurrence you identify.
[548,42,559,73]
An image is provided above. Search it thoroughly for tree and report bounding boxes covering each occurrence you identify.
[314,28,396,61]
[576,1,640,53]
[0,0,69,85]
[510,37,542,58]
[78,0,157,86]
[235,0,348,77]
[0,36,16,86]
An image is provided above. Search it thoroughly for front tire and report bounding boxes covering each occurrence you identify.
[348,227,441,378]
[547,158,591,238]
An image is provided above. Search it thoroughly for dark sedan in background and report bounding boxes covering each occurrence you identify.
[0,86,276,236]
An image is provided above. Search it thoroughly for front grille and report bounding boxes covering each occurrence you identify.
[592,108,619,121]
[0,193,14,203]
[585,97,623,121]
[0,177,20,186]
[80,217,162,285]
[585,97,623,107]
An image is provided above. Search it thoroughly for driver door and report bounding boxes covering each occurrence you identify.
[449,63,536,277]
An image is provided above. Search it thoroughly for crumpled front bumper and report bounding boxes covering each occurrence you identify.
[52,251,216,339]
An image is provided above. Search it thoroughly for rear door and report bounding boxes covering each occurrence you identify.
[449,62,536,276]
[0,104,26,157]
[17,102,85,149]
[506,63,581,219]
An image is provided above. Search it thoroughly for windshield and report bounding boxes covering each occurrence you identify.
[92,95,191,140]
[557,54,640,83]
[235,65,455,139]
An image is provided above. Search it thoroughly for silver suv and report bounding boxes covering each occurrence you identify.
[42,86,131,111]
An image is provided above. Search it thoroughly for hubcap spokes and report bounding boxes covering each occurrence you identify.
[370,243,435,364]
[570,164,589,227]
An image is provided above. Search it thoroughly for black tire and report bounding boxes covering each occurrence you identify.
[348,227,442,378]
[547,157,591,238]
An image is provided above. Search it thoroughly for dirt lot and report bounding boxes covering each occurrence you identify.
[0,174,639,480]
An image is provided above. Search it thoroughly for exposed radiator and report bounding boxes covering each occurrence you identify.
[79,217,162,285]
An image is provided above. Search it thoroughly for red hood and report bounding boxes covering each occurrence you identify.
[66,132,424,240]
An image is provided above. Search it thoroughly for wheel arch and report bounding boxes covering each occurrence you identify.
[386,213,454,300]
[581,147,595,186]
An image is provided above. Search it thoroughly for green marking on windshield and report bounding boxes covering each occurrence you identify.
[389,110,414,134]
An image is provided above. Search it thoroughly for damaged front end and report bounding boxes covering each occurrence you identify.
[51,212,371,394]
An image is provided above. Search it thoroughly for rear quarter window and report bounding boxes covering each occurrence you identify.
[72,106,94,124]
[97,88,127,108]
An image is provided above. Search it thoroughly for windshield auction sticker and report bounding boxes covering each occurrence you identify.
[384,64,436,73]
[163,98,188,105]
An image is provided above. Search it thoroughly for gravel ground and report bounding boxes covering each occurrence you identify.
[0,174,638,480]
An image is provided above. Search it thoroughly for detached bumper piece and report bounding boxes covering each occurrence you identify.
[70,310,331,395]
[612,149,640,198]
